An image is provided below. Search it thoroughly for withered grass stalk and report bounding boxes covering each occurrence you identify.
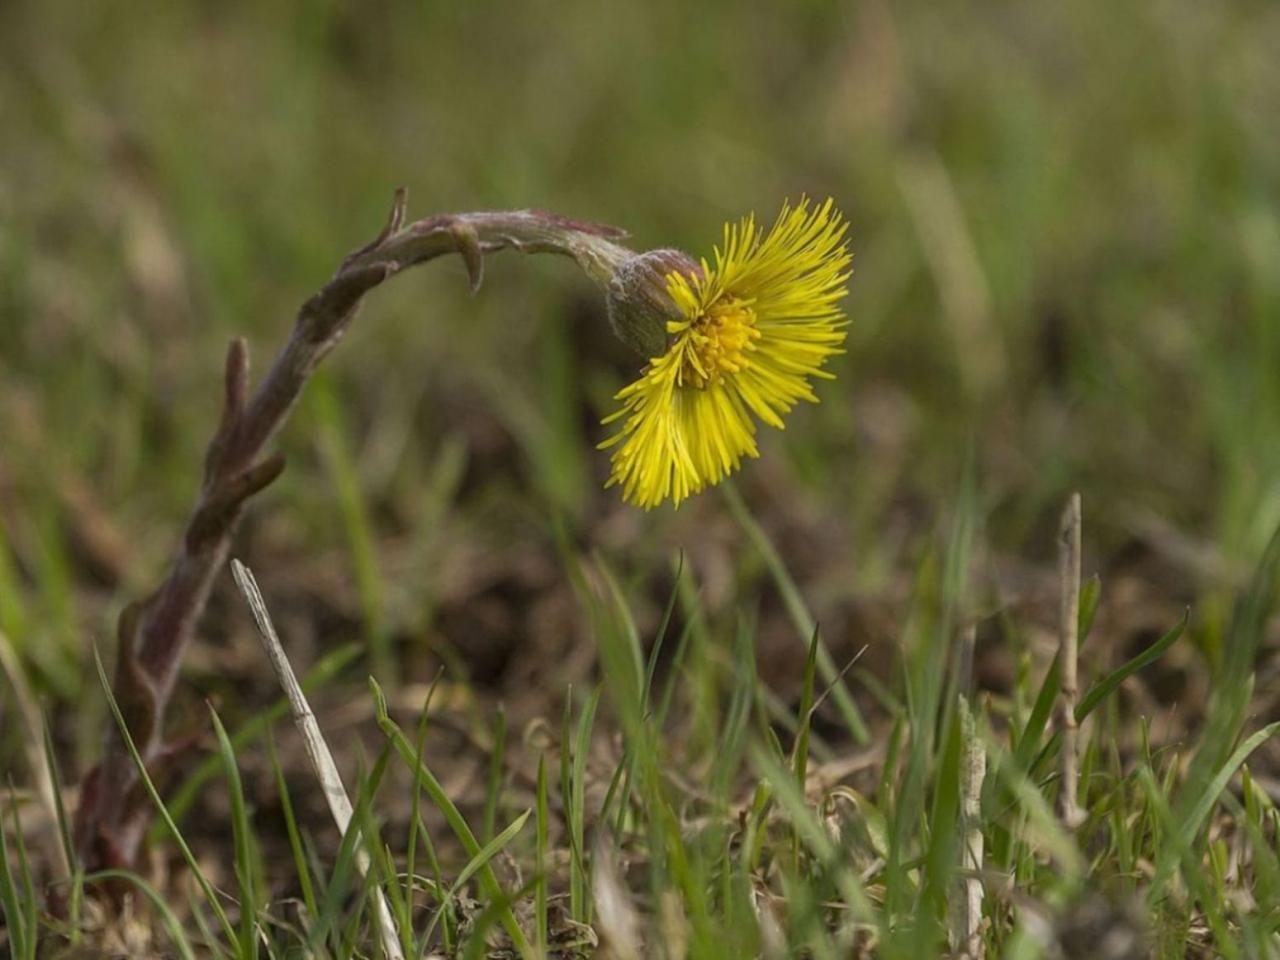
[230,560,404,960]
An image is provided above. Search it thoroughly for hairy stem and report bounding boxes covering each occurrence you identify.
[73,190,634,871]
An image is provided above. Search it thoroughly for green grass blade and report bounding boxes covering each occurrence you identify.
[792,626,820,790]
[1137,767,1237,959]
[1179,522,1280,795]
[163,642,361,829]
[1179,721,1280,850]
[1013,574,1103,768]
[603,555,687,836]
[790,627,820,863]
[41,714,82,935]
[86,869,198,960]
[1013,655,1060,771]
[0,792,32,960]
[747,741,874,926]
[654,617,697,733]
[643,552,684,712]
[423,810,531,947]
[312,375,391,679]
[187,888,223,958]
[917,700,963,952]
[309,815,361,955]
[535,754,549,955]
[722,480,869,743]
[460,877,540,960]
[93,646,238,946]
[1076,610,1187,722]
[569,685,600,923]
[983,723,1085,886]
[266,733,317,924]
[595,555,646,700]
[40,715,76,872]
[350,749,414,959]
[209,706,260,960]
[309,751,394,956]
[406,668,446,944]
[369,678,535,959]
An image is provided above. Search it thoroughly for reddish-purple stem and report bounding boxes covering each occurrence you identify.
[73,191,633,870]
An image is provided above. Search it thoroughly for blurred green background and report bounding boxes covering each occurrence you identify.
[2,0,1279,743]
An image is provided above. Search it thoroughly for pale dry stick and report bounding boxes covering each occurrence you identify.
[956,693,987,959]
[74,189,640,870]
[230,559,404,960]
[1057,493,1085,829]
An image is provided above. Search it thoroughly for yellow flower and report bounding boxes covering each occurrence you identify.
[600,198,852,509]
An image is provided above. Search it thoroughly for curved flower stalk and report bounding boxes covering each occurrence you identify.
[73,190,851,872]
[74,193,637,871]
[600,199,852,508]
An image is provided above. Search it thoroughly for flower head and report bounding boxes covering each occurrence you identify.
[599,198,852,508]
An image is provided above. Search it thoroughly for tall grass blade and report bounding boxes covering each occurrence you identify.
[1075,610,1187,722]
[266,732,317,923]
[369,677,535,958]
[41,714,81,932]
[208,705,260,960]
[86,869,198,960]
[312,375,391,679]
[422,810,531,947]
[568,686,600,923]
[1,791,33,960]
[92,646,238,945]
[722,480,869,743]
[535,754,550,956]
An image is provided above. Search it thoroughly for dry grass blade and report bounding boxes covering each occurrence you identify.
[230,558,405,960]
[955,694,986,958]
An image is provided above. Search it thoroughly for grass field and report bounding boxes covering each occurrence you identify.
[3,0,1280,956]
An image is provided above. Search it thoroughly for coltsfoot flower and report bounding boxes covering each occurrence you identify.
[600,198,851,509]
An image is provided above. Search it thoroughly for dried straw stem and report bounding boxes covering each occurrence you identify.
[950,623,986,957]
[231,560,403,960]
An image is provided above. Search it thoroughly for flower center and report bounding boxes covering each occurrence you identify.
[679,297,760,388]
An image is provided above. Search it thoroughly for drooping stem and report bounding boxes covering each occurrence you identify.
[73,190,635,871]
